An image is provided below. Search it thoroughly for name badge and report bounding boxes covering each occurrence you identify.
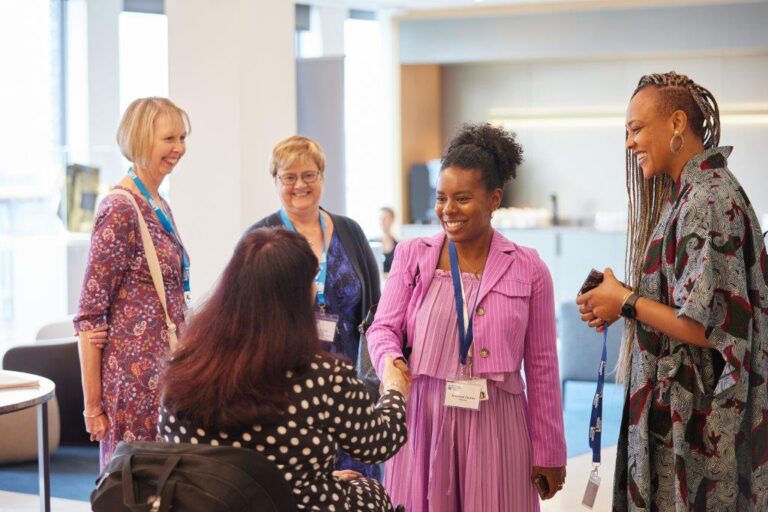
[581,471,601,509]
[444,379,483,410]
[316,312,339,346]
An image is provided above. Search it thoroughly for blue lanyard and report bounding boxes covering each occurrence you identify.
[279,209,328,306]
[588,328,608,465]
[448,241,482,366]
[127,169,191,294]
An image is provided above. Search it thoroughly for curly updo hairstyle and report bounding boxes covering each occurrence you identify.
[441,123,524,191]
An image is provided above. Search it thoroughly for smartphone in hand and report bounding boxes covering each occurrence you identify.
[578,269,604,296]
[533,474,550,498]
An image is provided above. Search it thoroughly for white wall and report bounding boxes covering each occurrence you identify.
[166,0,296,300]
[400,2,768,224]
[440,55,768,221]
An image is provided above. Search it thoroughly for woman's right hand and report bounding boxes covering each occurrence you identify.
[382,355,411,398]
[85,412,110,442]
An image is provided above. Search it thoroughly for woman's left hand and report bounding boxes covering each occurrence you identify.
[531,465,566,500]
[332,469,363,481]
[576,268,628,331]
[87,325,109,349]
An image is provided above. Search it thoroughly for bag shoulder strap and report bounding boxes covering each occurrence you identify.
[109,189,178,351]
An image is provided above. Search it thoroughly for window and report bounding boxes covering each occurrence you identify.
[344,14,395,236]
[0,0,66,346]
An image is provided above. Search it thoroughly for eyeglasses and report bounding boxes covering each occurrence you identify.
[276,171,321,186]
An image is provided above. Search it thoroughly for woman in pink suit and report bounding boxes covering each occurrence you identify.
[366,123,566,511]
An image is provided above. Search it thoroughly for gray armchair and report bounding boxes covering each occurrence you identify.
[558,301,623,404]
[1,338,90,453]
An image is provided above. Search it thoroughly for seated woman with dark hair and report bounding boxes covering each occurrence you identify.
[158,228,409,511]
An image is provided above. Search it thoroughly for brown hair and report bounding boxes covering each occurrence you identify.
[269,135,325,178]
[619,71,721,382]
[160,228,321,427]
[116,97,190,168]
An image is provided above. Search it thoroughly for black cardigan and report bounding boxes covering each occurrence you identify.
[244,210,382,391]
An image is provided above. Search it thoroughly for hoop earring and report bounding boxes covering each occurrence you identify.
[669,130,685,154]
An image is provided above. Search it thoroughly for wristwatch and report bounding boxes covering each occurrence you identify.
[620,292,640,319]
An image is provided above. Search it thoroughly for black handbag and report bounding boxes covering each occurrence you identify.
[357,263,419,393]
[91,441,297,512]
[358,303,411,363]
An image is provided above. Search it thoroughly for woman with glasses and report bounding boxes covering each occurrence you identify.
[244,135,384,480]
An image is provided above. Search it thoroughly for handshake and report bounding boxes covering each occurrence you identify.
[380,355,412,399]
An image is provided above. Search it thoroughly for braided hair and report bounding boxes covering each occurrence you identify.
[441,123,523,192]
[619,71,721,383]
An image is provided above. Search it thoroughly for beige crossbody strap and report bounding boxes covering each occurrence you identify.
[110,189,178,351]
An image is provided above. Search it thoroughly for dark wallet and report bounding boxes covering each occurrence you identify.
[578,269,604,296]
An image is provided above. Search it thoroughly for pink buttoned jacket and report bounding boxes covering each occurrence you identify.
[366,230,567,467]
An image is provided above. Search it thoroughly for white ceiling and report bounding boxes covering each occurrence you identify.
[311,0,761,15]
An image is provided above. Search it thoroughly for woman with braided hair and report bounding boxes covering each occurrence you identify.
[577,71,768,511]
[367,123,567,511]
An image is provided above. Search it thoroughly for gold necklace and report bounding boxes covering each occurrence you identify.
[460,259,484,276]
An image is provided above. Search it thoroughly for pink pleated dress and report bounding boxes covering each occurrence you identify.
[384,270,540,512]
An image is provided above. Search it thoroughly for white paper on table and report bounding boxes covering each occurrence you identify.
[0,371,40,390]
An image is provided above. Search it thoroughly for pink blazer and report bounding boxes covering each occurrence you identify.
[367,230,567,467]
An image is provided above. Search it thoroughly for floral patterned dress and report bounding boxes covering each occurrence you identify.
[74,185,187,469]
[614,147,768,511]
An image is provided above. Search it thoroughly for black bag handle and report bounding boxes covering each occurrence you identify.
[358,262,419,362]
[121,453,181,511]
[158,479,176,512]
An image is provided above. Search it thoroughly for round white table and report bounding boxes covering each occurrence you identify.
[0,370,56,512]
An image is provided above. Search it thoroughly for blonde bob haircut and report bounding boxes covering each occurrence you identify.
[116,97,191,169]
[269,135,325,178]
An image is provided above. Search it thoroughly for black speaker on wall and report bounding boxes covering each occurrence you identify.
[408,163,437,224]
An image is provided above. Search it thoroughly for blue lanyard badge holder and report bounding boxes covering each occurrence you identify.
[128,169,191,310]
[443,242,488,411]
[582,328,608,509]
[279,209,338,349]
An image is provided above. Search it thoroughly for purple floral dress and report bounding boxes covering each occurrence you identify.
[74,186,187,469]
[322,233,382,479]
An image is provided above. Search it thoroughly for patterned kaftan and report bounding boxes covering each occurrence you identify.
[613,147,768,511]
[74,186,187,469]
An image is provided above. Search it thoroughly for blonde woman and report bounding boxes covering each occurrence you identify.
[74,97,191,468]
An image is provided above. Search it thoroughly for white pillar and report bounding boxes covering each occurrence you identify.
[166,0,296,299]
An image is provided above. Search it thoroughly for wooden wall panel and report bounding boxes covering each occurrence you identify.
[400,64,442,223]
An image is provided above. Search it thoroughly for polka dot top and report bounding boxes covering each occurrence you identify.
[158,355,407,511]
